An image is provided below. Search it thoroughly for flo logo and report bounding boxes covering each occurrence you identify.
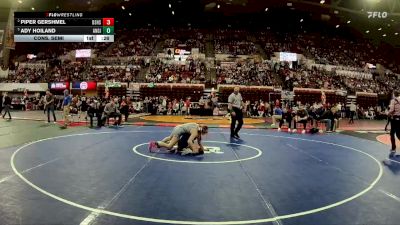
[204,146,224,154]
[367,11,388,19]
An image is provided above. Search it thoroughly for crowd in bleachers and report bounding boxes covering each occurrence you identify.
[164,39,205,53]
[104,29,160,57]
[3,67,45,83]
[280,66,346,90]
[215,61,279,86]
[214,29,258,55]
[146,59,206,84]
[163,28,206,53]
[258,31,303,58]
[49,61,89,82]
[215,40,257,55]
[87,65,140,83]
[107,39,155,57]
[277,64,400,95]
[2,28,398,97]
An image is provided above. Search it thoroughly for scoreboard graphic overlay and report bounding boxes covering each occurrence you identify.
[14,12,114,42]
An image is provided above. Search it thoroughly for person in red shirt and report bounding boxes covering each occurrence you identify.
[275,99,280,107]
[258,101,265,117]
[185,97,191,116]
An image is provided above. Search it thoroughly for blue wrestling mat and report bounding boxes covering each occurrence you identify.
[1,126,400,225]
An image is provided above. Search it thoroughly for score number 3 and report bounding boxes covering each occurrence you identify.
[102,18,114,26]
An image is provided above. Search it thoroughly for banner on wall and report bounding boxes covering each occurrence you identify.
[49,82,70,90]
[279,52,297,62]
[71,81,97,90]
[105,80,122,88]
[0,83,47,92]
[75,49,92,58]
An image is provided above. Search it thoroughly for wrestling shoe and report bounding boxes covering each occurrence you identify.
[148,141,157,152]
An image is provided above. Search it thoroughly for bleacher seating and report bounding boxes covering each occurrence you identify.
[356,92,378,109]
[218,85,275,103]
[293,88,346,105]
[140,83,204,101]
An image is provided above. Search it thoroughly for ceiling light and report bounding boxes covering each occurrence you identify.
[378,27,382,30]
[382,34,386,37]
[172,11,175,15]
[287,2,293,6]
[336,25,340,28]
[169,3,171,8]
[347,20,351,24]
[300,19,303,22]
[265,8,268,11]
[387,24,391,27]
[129,12,132,16]
[31,7,34,11]
[366,30,370,33]
[121,6,125,10]
[320,0,325,4]
[18,0,22,3]
[395,33,399,35]
[334,10,339,14]
[56,5,59,9]
[217,4,220,9]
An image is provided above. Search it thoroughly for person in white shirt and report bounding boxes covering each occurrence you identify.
[349,102,356,124]
[388,91,400,157]
[228,86,244,139]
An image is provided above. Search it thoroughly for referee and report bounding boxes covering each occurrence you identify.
[228,86,244,139]
[389,90,400,157]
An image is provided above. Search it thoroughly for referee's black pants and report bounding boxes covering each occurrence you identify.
[231,107,243,136]
[390,117,400,151]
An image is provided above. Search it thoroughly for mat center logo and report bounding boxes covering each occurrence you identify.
[204,146,224,154]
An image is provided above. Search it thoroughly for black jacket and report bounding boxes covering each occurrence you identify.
[320,109,334,120]
[4,96,11,105]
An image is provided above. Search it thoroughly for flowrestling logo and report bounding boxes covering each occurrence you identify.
[367,11,388,19]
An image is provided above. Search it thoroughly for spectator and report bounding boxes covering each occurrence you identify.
[2,92,12,120]
[103,98,123,127]
[45,90,57,123]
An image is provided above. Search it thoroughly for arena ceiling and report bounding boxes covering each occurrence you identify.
[0,0,399,46]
